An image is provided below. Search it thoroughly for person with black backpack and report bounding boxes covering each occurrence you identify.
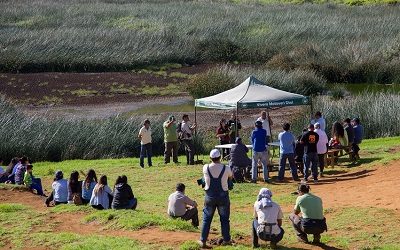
[179,114,196,165]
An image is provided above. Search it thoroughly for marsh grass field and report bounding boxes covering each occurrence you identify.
[1,137,400,249]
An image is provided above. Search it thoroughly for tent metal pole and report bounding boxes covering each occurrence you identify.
[235,103,239,139]
[310,97,314,121]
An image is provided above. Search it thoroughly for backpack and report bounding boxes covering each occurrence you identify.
[176,122,189,141]
[232,166,245,183]
[72,193,83,205]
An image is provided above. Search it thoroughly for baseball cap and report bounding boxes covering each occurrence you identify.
[209,149,221,158]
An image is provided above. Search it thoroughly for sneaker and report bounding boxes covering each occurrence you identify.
[253,243,260,248]
[297,235,309,243]
[197,240,206,248]
[264,179,271,183]
[221,240,232,246]
[140,165,144,169]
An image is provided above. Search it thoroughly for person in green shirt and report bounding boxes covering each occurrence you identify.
[289,184,327,244]
[23,164,45,196]
[163,115,179,164]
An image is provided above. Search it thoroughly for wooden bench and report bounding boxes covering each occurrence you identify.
[326,146,353,167]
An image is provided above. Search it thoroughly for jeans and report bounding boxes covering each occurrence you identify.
[318,154,325,173]
[112,198,137,210]
[164,141,178,163]
[278,153,299,180]
[252,219,284,246]
[140,143,153,167]
[177,207,199,227]
[303,152,319,180]
[30,177,44,196]
[200,193,230,242]
[252,151,269,181]
[182,139,194,165]
[289,213,326,240]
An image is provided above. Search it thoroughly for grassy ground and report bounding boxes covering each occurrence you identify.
[1,136,400,249]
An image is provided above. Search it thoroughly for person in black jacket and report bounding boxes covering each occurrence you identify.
[111,175,137,210]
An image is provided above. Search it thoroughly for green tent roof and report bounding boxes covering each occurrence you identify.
[195,76,310,109]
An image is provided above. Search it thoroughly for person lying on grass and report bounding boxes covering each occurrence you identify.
[45,170,68,207]
[90,175,113,210]
[111,175,137,210]
[23,164,45,196]
[168,183,199,227]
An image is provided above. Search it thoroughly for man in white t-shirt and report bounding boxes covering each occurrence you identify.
[168,183,199,227]
[199,149,233,248]
[252,188,284,249]
[180,114,197,165]
[312,111,326,131]
[314,123,328,177]
[257,111,273,143]
[138,119,152,168]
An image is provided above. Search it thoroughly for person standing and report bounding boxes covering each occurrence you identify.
[257,111,273,143]
[300,124,319,182]
[199,149,232,248]
[168,183,199,227]
[216,118,230,158]
[181,114,196,165]
[289,184,327,244]
[138,119,153,168]
[227,113,241,144]
[252,188,285,249]
[312,111,326,131]
[251,121,269,183]
[277,123,299,182]
[314,123,328,177]
[163,115,179,164]
[351,118,363,161]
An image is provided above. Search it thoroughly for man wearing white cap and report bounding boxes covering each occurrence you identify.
[199,149,233,248]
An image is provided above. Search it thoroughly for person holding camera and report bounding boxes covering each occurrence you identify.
[180,114,196,165]
[199,149,233,248]
[168,183,199,227]
[163,115,179,164]
[289,184,327,244]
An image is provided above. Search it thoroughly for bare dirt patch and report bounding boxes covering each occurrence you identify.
[0,64,211,107]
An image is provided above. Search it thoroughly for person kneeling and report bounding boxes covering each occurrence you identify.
[111,175,137,210]
[168,183,199,227]
[289,184,327,244]
[252,188,284,249]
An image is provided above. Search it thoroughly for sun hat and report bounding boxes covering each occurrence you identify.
[209,149,221,158]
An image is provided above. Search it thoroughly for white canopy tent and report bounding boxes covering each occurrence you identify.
[194,76,311,138]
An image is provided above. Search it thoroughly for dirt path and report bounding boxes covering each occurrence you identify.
[1,161,400,249]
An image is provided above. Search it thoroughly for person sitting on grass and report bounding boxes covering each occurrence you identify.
[168,183,199,227]
[45,170,68,206]
[111,175,137,210]
[90,175,113,210]
[252,188,284,249]
[0,158,7,183]
[4,157,20,184]
[14,156,30,185]
[289,184,327,244]
[81,169,97,204]
[67,171,82,205]
[23,164,45,196]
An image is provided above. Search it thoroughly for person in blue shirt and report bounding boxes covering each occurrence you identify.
[351,118,363,161]
[82,169,98,204]
[251,121,269,183]
[278,123,300,182]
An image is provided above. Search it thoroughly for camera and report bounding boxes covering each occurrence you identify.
[197,177,205,188]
